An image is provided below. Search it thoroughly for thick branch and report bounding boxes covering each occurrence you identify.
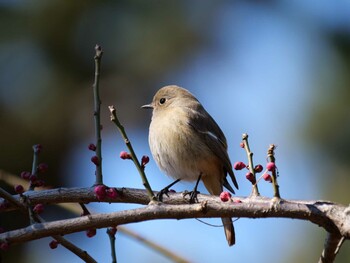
[1,192,349,245]
[319,233,345,263]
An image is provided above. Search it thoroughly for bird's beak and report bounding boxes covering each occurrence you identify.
[141,103,153,109]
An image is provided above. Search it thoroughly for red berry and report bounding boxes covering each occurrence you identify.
[49,240,59,249]
[254,164,263,173]
[35,179,46,187]
[106,188,118,199]
[240,142,245,148]
[14,185,24,194]
[88,143,96,151]
[20,171,31,180]
[245,172,256,184]
[220,191,232,202]
[141,155,150,166]
[29,174,38,183]
[234,199,242,203]
[86,229,96,238]
[233,161,246,170]
[94,185,106,200]
[33,204,44,214]
[263,173,272,182]
[37,163,48,173]
[91,156,100,166]
[266,162,276,172]
[0,242,9,251]
[120,151,132,160]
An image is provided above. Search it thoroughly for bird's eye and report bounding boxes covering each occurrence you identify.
[159,98,166,104]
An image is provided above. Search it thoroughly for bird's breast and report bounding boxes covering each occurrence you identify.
[149,110,210,181]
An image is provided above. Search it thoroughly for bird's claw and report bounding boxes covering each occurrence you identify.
[157,188,170,202]
[183,190,200,204]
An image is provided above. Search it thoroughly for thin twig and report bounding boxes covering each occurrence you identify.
[29,145,40,191]
[242,134,260,196]
[109,105,156,202]
[28,145,41,223]
[92,44,104,185]
[120,227,189,263]
[0,188,24,210]
[107,228,117,263]
[50,234,97,263]
[79,203,91,216]
[267,144,281,198]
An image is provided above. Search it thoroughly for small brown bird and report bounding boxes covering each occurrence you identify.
[142,85,238,246]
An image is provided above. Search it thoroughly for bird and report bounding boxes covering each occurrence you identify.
[142,85,238,246]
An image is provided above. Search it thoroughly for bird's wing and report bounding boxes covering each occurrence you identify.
[187,104,239,190]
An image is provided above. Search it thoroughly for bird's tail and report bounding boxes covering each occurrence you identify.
[222,217,235,246]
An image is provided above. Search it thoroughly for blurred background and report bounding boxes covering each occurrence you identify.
[1,0,350,262]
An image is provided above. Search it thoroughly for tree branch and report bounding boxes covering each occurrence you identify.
[1,189,349,246]
[92,44,104,185]
[319,233,345,263]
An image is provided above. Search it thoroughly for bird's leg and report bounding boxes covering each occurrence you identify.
[157,179,181,202]
[183,173,202,204]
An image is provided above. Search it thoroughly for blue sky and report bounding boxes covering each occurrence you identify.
[17,1,350,262]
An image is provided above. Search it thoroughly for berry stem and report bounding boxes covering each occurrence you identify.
[242,133,260,196]
[267,144,281,198]
[92,45,104,186]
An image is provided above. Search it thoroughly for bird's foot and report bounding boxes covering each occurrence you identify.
[157,188,170,202]
[156,179,181,202]
[183,190,200,204]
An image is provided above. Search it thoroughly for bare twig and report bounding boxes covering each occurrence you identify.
[109,105,156,202]
[92,44,104,185]
[267,144,281,198]
[120,227,190,263]
[48,235,97,263]
[29,144,40,191]
[107,227,117,263]
[242,133,260,196]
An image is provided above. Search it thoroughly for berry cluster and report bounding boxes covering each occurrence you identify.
[233,160,276,184]
[94,185,119,201]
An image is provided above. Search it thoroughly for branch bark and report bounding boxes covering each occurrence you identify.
[1,187,349,244]
[319,233,345,263]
